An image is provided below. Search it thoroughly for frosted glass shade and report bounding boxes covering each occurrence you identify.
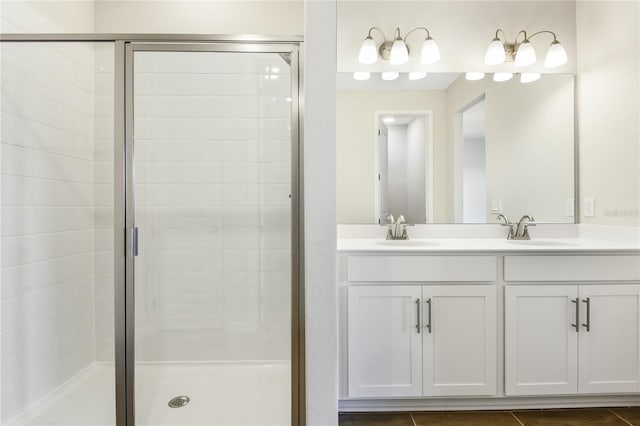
[545,40,568,68]
[381,71,399,81]
[389,39,409,65]
[408,71,427,80]
[358,36,378,64]
[520,72,541,83]
[514,40,536,67]
[420,37,440,64]
[353,72,371,81]
[485,38,506,65]
[493,72,513,82]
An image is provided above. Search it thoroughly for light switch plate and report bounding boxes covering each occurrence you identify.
[490,200,503,214]
[584,197,595,217]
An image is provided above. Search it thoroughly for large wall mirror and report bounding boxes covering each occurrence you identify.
[337,72,576,224]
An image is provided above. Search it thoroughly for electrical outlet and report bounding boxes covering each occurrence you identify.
[584,197,595,217]
[565,198,575,217]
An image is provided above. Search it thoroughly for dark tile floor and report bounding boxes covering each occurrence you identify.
[339,407,640,425]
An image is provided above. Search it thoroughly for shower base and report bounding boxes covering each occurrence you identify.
[8,362,290,426]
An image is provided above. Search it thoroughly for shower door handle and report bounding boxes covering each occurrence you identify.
[130,227,139,257]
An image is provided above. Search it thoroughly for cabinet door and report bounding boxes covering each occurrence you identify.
[347,285,422,397]
[423,285,497,396]
[578,284,640,394]
[505,285,579,395]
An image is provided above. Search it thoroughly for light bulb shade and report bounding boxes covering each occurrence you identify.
[544,40,568,68]
[408,71,427,80]
[485,38,506,65]
[358,36,378,64]
[381,71,399,81]
[493,72,513,82]
[389,38,409,65]
[420,37,440,64]
[520,72,541,83]
[353,72,371,81]
[465,72,485,81]
[514,40,536,67]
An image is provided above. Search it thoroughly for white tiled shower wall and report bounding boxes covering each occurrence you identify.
[0,40,100,422]
[133,52,292,362]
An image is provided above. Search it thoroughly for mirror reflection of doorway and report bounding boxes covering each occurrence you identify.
[376,112,432,225]
[455,95,487,223]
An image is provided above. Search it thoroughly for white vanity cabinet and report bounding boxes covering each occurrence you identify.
[348,284,497,398]
[345,255,498,398]
[339,248,640,412]
[504,255,640,396]
[347,285,423,397]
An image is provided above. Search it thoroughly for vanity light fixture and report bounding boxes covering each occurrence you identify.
[381,71,399,81]
[408,71,427,80]
[358,27,440,65]
[465,72,485,81]
[484,29,568,68]
[353,71,371,81]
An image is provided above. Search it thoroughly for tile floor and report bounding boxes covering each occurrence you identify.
[340,408,640,426]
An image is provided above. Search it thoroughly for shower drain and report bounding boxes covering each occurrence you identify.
[168,396,190,408]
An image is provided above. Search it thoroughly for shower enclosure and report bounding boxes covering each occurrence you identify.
[0,36,303,426]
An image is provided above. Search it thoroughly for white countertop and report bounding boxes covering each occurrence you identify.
[337,237,640,253]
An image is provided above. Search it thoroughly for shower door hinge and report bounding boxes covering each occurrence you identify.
[129,227,139,257]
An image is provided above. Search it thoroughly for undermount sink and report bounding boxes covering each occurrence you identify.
[507,239,579,247]
[375,239,438,247]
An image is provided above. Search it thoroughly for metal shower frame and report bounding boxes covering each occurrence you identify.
[0,33,305,426]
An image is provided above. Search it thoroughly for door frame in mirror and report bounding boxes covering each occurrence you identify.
[374,109,434,224]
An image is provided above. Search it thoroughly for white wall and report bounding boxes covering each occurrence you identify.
[337,90,445,223]
[0,1,99,421]
[94,0,303,35]
[576,0,640,227]
[337,0,576,74]
[304,1,338,424]
[406,116,426,224]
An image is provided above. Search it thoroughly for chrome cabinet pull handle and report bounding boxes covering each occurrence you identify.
[425,298,432,333]
[582,297,591,332]
[415,298,421,334]
[571,298,579,333]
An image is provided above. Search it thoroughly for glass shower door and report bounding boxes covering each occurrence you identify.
[127,44,298,426]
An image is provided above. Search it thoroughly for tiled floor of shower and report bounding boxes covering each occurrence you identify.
[8,362,290,426]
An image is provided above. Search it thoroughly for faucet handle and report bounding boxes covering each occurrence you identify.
[386,214,395,224]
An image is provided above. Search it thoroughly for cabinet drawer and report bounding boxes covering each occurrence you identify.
[504,255,640,282]
[347,256,496,282]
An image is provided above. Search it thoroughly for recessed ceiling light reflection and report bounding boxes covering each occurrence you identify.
[408,72,427,80]
[465,72,485,81]
[381,71,399,81]
[382,117,396,124]
[493,72,513,82]
[353,71,371,81]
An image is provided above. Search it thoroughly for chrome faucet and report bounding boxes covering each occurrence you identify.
[386,214,409,240]
[497,214,515,239]
[515,215,535,240]
[497,214,535,240]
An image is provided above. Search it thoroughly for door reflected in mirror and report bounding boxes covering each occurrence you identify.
[337,72,575,224]
[377,112,432,225]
